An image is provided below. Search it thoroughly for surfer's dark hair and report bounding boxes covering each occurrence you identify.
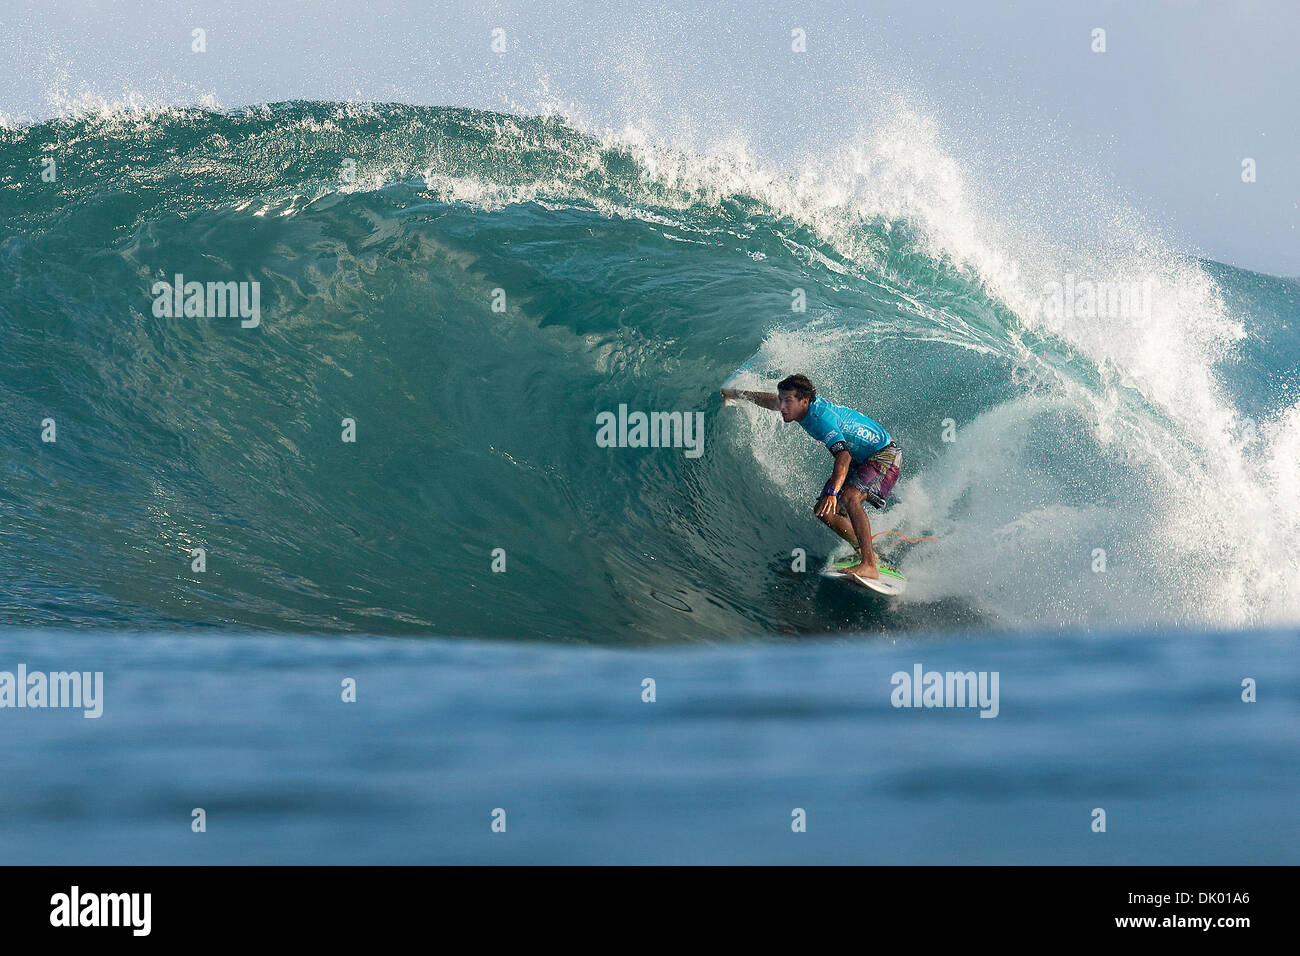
[777,374,816,401]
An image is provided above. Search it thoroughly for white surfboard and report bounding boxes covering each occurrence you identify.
[822,555,907,595]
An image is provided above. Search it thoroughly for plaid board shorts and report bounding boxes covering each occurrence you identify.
[844,442,902,509]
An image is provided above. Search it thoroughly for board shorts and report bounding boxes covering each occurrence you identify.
[845,442,901,509]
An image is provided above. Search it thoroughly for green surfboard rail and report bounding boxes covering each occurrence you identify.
[831,557,906,581]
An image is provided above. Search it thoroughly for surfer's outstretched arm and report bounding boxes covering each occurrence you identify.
[720,388,779,410]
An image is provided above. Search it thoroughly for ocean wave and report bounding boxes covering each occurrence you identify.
[1,101,1296,638]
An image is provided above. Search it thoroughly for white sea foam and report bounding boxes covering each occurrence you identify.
[639,106,1297,627]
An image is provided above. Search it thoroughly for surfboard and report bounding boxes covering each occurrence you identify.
[822,555,907,595]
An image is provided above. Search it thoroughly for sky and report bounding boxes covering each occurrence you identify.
[1,0,1296,275]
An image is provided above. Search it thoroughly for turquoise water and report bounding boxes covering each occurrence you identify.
[1,102,1297,862]
[3,102,1297,640]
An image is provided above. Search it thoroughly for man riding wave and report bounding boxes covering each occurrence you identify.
[720,374,901,580]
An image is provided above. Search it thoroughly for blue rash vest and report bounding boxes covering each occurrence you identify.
[798,396,891,462]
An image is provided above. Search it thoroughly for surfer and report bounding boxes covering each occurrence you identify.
[720,374,900,580]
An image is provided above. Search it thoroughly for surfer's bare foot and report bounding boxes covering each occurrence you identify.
[841,562,878,579]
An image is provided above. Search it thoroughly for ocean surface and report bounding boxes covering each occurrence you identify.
[1,102,1296,863]
[2,626,1296,864]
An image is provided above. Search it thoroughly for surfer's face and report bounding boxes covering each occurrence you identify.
[778,391,810,422]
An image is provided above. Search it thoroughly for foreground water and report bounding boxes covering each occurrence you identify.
[1,625,1294,864]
